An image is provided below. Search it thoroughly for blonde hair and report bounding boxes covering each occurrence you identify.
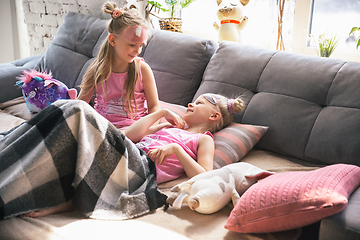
[207,94,245,133]
[79,2,148,118]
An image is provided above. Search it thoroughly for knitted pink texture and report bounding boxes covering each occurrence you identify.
[225,164,360,233]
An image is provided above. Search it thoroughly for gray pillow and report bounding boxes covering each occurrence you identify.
[35,12,108,91]
[0,55,42,103]
[142,30,218,106]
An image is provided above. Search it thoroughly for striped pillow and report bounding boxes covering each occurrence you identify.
[159,101,268,169]
[212,123,268,169]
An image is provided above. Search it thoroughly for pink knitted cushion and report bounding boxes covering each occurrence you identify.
[225,164,360,233]
[159,101,268,168]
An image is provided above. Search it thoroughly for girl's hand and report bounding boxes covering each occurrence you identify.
[148,143,179,165]
[164,109,185,129]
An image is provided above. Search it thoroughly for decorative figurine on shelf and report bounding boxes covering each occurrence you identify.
[16,69,77,113]
[213,0,250,43]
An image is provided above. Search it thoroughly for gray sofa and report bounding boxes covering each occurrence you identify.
[0,11,359,240]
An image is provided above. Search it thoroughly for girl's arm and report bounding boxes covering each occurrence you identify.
[125,109,184,143]
[77,87,95,103]
[148,134,214,179]
[194,134,214,173]
[141,61,161,114]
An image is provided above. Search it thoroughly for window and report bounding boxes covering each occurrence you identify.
[181,0,218,40]
[148,0,360,62]
[292,0,360,62]
[310,0,360,51]
[181,0,295,50]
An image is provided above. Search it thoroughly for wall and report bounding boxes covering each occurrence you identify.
[12,0,143,61]
[0,0,19,63]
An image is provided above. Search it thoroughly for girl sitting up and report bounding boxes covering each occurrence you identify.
[77,2,160,132]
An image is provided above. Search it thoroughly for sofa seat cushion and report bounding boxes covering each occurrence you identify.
[0,97,34,132]
[319,185,360,240]
[0,211,193,240]
[0,111,25,133]
[0,97,34,120]
[240,149,323,173]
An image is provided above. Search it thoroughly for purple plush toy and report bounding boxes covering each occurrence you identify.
[16,69,78,113]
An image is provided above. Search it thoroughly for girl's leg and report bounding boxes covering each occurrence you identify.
[20,200,73,218]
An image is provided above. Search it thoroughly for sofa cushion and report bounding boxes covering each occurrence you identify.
[212,123,268,169]
[35,12,108,91]
[143,31,218,106]
[225,164,360,233]
[0,97,34,121]
[196,41,360,166]
[159,101,268,169]
[0,112,26,133]
[0,55,43,104]
[0,97,34,132]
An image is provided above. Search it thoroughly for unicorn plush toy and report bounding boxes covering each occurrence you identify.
[16,69,78,113]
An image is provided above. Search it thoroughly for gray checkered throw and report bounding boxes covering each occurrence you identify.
[0,100,167,220]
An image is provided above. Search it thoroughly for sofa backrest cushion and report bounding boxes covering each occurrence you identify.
[195,41,360,166]
[35,12,108,91]
[141,30,218,106]
[0,55,43,103]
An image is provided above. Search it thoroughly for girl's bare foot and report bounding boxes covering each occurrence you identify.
[20,200,73,218]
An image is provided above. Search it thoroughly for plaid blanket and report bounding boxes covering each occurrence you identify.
[0,100,167,220]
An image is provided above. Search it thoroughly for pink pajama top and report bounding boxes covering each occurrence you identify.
[136,126,213,183]
[94,58,148,129]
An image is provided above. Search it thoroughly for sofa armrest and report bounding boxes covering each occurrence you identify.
[0,54,43,103]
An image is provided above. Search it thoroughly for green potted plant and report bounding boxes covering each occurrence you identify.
[318,34,339,57]
[310,33,339,58]
[146,0,196,32]
[165,0,196,20]
[349,27,360,49]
